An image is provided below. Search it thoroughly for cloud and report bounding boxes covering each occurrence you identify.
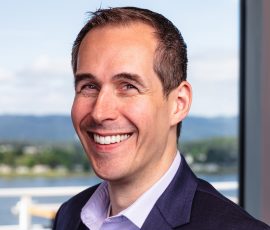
[0,53,239,117]
[0,68,15,81]
[0,55,74,115]
[189,52,239,81]
[31,55,71,75]
[188,53,239,117]
[189,78,239,117]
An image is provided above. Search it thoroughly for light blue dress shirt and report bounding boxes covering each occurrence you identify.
[81,152,181,230]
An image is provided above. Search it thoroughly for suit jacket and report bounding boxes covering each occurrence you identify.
[53,156,270,230]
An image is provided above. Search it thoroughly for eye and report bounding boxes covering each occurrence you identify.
[117,83,140,96]
[122,84,137,90]
[77,83,99,97]
[81,84,97,90]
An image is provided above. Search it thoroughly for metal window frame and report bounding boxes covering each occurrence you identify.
[239,0,270,224]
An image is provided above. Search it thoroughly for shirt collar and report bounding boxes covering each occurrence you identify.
[81,151,181,229]
[81,182,110,229]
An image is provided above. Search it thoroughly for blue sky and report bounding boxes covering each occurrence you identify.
[0,0,239,117]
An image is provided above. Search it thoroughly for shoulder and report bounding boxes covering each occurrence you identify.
[190,178,270,229]
[53,184,100,230]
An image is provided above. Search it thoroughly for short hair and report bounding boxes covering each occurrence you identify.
[71,7,187,141]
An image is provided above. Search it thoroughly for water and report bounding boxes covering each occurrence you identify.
[0,174,237,226]
[200,173,238,197]
[0,176,101,226]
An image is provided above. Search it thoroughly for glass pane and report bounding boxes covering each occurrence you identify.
[178,1,240,204]
[0,0,239,227]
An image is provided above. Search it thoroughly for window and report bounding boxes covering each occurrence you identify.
[0,0,240,227]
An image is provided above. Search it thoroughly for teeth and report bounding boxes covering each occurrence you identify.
[93,133,130,145]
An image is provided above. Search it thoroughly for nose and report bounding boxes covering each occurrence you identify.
[91,88,118,123]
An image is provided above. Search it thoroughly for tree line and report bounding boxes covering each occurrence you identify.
[0,136,238,175]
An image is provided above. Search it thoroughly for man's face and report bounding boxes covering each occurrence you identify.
[72,23,178,183]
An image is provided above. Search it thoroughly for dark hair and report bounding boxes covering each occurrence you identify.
[71,7,187,140]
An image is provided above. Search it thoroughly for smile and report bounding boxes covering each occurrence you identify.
[92,133,131,145]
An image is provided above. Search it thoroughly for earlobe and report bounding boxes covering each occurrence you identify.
[171,81,192,125]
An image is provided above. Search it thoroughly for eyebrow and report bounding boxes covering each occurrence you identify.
[74,72,147,89]
[74,73,98,87]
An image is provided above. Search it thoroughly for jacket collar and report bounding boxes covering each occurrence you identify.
[141,155,198,229]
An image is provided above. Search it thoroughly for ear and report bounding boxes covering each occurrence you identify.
[169,81,192,126]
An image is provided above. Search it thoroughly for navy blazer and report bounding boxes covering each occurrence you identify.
[53,156,270,229]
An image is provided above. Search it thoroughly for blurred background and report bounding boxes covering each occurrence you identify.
[0,0,241,229]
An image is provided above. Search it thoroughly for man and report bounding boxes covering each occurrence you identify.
[53,7,270,230]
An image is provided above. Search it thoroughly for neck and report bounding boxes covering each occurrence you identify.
[107,149,177,216]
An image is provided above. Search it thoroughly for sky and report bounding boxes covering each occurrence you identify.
[0,0,239,117]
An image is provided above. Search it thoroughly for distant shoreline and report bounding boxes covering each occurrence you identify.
[0,165,237,179]
[0,170,96,179]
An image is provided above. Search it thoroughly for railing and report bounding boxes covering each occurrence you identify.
[0,186,87,230]
[0,182,238,230]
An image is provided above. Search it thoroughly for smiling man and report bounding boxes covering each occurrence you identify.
[53,7,270,230]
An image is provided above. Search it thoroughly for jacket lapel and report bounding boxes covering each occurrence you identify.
[78,221,89,230]
[141,155,198,229]
[53,185,100,230]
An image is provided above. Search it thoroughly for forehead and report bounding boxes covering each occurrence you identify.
[81,22,157,49]
[76,23,158,76]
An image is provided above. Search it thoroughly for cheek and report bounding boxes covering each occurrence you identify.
[71,99,79,124]
[121,98,159,127]
[131,100,170,133]
[71,98,90,128]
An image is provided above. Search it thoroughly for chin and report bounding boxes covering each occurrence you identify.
[94,170,126,182]
[90,159,126,181]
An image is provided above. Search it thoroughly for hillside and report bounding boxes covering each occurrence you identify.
[0,115,238,142]
[0,115,75,142]
[182,116,238,141]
